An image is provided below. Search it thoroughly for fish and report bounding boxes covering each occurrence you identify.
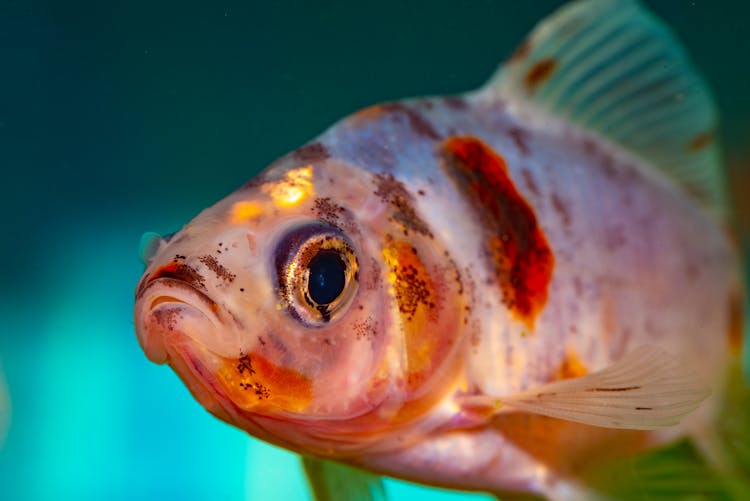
[133,0,749,499]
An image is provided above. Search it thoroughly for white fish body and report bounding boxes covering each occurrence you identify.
[134,0,744,499]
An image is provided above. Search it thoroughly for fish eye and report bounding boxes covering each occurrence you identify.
[274,224,359,326]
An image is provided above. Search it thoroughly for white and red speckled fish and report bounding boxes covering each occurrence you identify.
[134,0,748,499]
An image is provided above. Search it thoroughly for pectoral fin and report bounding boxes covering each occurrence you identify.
[460,346,709,430]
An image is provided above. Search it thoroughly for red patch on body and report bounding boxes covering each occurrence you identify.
[442,136,554,329]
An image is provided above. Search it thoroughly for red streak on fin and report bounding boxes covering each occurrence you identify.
[442,136,554,329]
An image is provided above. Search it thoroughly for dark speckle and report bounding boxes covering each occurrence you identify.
[353,317,378,340]
[688,130,715,152]
[379,103,440,140]
[520,168,540,197]
[374,173,434,238]
[508,127,529,156]
[199,255,236,282]
[149,262,206,291]
[313,197,345,226]
[295,142,330,163]
[525,58,557,91]
[550,193,571,227]
[443,96,468,110]
[236,354,255,375]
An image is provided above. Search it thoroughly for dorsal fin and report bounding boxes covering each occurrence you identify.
[481,0,726,216]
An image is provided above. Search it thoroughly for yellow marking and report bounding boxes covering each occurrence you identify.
[216,352,313,414]
[382,240,437,388]
[230,201,263,223]
[264,165,314,207]
[555,348,588,381]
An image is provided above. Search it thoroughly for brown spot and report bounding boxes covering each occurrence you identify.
[353,317,378,340]
[149,261,206,291]
[728,286,745,353]
[294,142,330,163]
[441,136,554,329]
[520,167,540,196]
[238,171,269,191]
[508,127,529,156]
[510,38,531,62]
[355,103,440,140]
[688,130,715,152]
[550,193,571,227]
[313,197,345,227]
[443,96,469,110]
[383,241,434,321]
[236,354,256,375]
[374,173,434,238]
[217,352,312,412]
[152,306,181,331]
[199,255,236,282]
[525,58,557,91]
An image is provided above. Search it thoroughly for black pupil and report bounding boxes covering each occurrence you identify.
[307,251,346,305]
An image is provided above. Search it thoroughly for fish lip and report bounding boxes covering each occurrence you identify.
[138,276,218,314]
[134,277,221,364]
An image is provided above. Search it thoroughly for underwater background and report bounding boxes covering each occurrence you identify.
[1,0,748,499]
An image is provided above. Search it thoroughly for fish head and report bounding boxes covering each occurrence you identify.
[134,145,467,455]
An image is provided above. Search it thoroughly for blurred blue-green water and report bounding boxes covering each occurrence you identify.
[0,1,748,499]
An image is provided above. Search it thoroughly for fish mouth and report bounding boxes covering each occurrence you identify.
[134,276,221,364]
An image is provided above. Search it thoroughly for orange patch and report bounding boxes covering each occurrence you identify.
[353,104,387,123]
[442,136,554,329]
[382,239,439,389]
[524,58,557,91]
[216,352,313,414]
[555,349,588,380]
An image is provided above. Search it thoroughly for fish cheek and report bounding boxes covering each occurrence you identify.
[213,350,314,415]
[381,232,466,403]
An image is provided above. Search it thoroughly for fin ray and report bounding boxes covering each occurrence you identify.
[461,346,710,430]
[482,0,726,215]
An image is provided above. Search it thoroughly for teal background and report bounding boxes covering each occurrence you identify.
[0,1,748,499]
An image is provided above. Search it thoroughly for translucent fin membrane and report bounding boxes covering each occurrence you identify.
[483,0,726,217]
